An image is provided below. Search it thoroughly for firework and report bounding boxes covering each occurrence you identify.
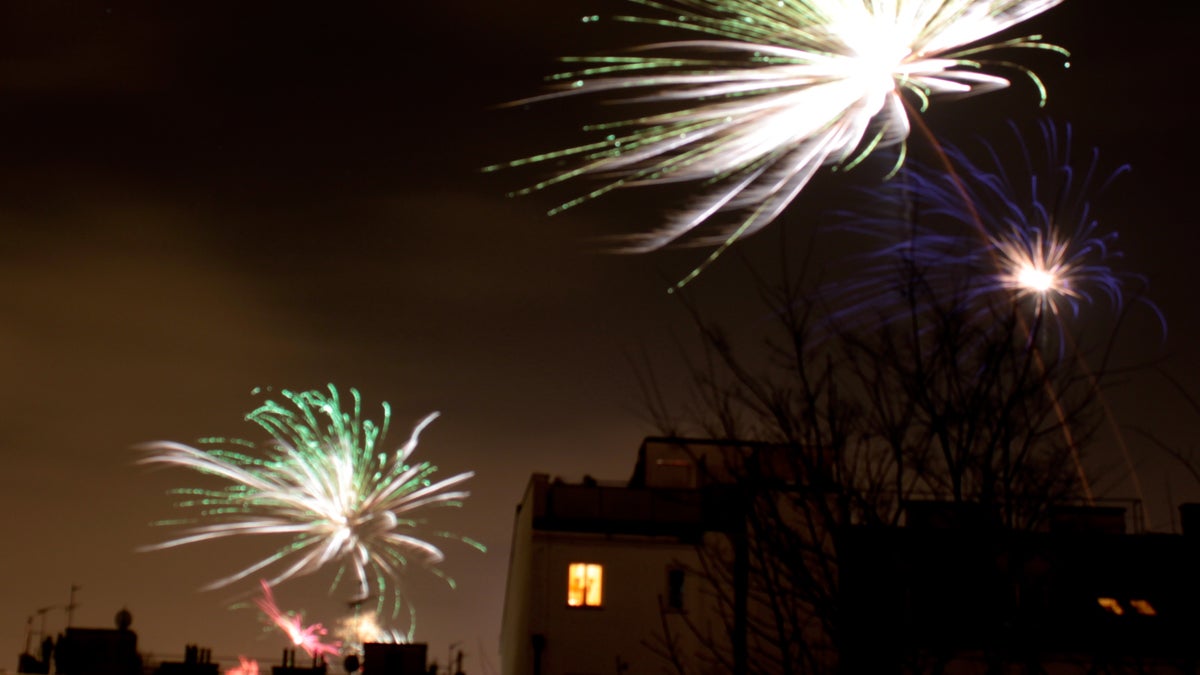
[335,609,410,653]
[255,581,342,659]
[139,385,486,616]
[226,657,259,675]
[488,0,1068,284]
[825,121,1162,347]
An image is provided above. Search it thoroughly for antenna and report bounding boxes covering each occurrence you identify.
[67,584,81,628]
[35,606,56,644]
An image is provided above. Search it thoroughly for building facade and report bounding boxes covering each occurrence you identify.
[500,439,744,675]
[501,438,1200,675]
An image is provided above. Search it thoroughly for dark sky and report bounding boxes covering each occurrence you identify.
[1,1,1197,673]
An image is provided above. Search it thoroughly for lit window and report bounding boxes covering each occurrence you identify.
[1130,599,1157,616]
[567,563,603,607]
[1097,597,1124,615]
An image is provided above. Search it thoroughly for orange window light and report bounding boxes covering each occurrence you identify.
[567,563,603,607]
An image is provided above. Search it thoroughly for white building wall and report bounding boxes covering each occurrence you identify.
[500,477,538,675]
[533,532,701,675]
[501,470,724,675]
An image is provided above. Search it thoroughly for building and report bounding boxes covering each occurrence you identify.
[500,437,1200,675]
[49,609,142,675]
[361,643,428,675]
[839,505,1200,673]
[154,645,219,675]
[500,438,752,675]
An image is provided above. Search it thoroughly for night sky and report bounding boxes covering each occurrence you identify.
[2,1,1198,673]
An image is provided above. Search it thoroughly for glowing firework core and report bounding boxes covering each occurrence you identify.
[1016,265,1058,294]
[992,224,1078,310]
[843,20,913,99]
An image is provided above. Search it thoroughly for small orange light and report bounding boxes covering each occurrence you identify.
[1129,599,1157,616]
[1097,597,1124,615]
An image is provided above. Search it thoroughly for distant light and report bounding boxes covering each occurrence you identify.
[226,657,258,675]
[1130,599,1157,616]
[1097,597,1124,615]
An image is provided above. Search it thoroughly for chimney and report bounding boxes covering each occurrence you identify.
[1179,503,1200,536]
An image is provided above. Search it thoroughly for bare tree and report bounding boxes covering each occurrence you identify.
[1133,370,1200,490]
[639,259,1120,675]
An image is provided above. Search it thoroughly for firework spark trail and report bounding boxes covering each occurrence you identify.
[488,0,1069,286]
[138,386,486,619]
[255,581,342,659]
[827,120,1163,511]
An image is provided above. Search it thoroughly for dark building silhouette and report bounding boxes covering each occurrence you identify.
[502,438,1200,675]
[272,649,327,675]
[154,645,218,675]
[362,643,428,675]
[17,636,53,675]
[52,609,141,675]
[840,502,1200,673]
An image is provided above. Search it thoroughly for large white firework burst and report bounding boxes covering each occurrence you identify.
[139,386,484,615]
[489,0,1068,285]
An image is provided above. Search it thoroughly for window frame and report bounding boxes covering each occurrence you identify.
[566,562,604,608]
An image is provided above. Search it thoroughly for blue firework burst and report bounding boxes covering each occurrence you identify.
[824,120,1163,350]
